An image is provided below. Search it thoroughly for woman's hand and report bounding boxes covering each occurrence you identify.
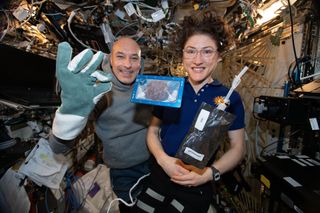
[170,164,213,187]
[158,155,190,178]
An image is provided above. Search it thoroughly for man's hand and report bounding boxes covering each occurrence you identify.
[52,42,112,141]
[56,42,112,117]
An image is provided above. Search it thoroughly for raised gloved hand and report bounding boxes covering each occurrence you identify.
[52,42,112,142]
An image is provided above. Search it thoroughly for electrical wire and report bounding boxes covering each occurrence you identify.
[132,1,168,23]
[42,12,66,17]
[135,1,159,10]
[105,173,150,213]
[259,139,283,156]
[0,9,10,41]
[287,59,296,85]
[67,10,94,51]
[259,128,301,157]
[45,187,50,213]
[63,166,150,212]
[66,4,103,52]
[65,173,80,210]
[255,120,261,157]
[17,0,47,28]
[64,167,101,211]
[134,3,155,23]
[78,165,101,209]
[114,21,138,37]
[287,0,301,85]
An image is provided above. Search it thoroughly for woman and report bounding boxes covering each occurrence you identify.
[133,13,245,213]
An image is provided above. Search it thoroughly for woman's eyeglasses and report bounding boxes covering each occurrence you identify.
[183,47,218,59]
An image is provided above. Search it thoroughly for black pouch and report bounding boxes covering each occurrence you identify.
[175,102,235,169]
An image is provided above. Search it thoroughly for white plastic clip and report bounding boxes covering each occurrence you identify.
[217,66,249,111]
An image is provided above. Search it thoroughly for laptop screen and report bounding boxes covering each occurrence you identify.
[0,43,61,108]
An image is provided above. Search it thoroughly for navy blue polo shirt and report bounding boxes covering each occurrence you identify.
[153,79,245,157]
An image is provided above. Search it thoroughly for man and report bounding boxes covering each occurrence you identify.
[49,37,151,212]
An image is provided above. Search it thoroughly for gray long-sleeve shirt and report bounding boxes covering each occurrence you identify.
[95,73,151,168]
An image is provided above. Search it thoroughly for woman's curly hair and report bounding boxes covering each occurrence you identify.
[173,13,235,56]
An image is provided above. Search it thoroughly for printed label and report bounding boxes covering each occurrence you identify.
[260,174,270,189]
[124,3,136,16]
[296,155,309,159]
[298,158,314,166]
[184,147,204,161]
[283,177,302,187]
[292,159,306,167]
[294,205,304,213]
[306,158,320,166]
[151,10,165,22]
[277,155,290,159]
[195,109,210,131]
[309,118,319,130]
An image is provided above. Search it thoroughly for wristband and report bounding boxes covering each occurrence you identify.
[210,165,221,181]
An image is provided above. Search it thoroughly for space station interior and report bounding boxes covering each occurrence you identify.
[0,0,320,212]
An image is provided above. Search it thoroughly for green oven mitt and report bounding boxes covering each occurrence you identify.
[52,42,112,142]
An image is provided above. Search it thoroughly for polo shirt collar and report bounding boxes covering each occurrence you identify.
[185,78,222,87]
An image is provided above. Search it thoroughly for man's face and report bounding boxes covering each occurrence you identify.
[110,38,141,85]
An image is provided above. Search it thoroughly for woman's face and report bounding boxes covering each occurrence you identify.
[182,34,221,86]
